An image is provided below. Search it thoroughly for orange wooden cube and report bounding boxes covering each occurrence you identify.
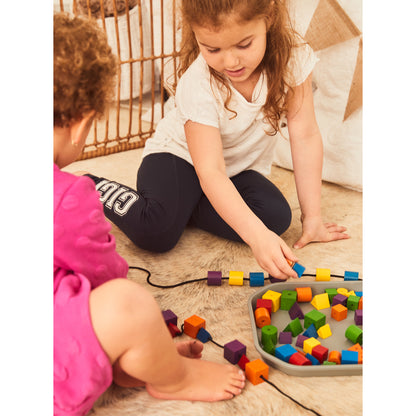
[245,359,269,385]
[348,343,363,364]
[328,350,341,365]
[331,304,348,321]
[255,307,271,328]
[295,287,312,302]
[183,315,206,338]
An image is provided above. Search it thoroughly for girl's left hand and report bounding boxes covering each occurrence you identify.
[293,216,349,249]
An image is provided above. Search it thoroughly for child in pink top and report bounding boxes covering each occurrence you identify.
[53,12,245,416]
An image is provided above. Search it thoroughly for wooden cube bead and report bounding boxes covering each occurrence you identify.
[347,295,360,311]
[341,350,359,364]
[245,359,269,385]
[256,298,273,315]
[183,315,206,339]
[262,290,281,312]
[303,337,321,355]
[312,344,329,363]
[162,309,178,326]
[275,344,297,362]
[224,340,246,364]
[331,304,348,321]
[280,290,297,310]
[304,310,326,330]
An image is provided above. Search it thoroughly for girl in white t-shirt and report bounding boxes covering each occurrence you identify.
[87,0,349,280]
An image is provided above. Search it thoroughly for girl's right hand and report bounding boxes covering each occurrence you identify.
[248,229,299,280]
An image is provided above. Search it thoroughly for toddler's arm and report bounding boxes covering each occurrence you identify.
[286,74,349,248]
[185,121,298,279]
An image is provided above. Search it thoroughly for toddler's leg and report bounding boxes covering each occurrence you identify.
[89,279,245,401]
[191,169,292,241]
[86,153,203,252]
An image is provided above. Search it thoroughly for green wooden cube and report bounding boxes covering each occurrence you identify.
[280,290,297,310]
[347,295,360,311]
[325,288,339,303]
[304,310,326,330]
[283,317,303,337]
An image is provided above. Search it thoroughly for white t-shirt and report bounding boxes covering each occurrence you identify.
[143,43,318,177]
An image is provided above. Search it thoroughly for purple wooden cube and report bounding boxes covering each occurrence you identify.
[224,340,246,364]
[289,302,305,320]
[207,271,222,286]
[279,331,292,344]
[332,294,348,306]
[296,334,309,348]
[162,309,177,326]
[354,309,363,326]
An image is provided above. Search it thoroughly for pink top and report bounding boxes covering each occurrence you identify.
[54,164,128,415]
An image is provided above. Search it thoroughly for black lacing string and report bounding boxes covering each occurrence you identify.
[128,266,361,289]
[259,376,323,416]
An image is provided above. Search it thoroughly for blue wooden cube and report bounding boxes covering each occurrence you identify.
[275,344,297,362]
[341,350,359,364]
[293,262,306,277]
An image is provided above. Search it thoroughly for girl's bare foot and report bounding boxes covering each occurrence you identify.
[113,340,204,388]
[146,357,246,402]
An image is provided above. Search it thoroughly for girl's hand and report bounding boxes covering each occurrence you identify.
[249,229,299,281]
[293,216,349,249]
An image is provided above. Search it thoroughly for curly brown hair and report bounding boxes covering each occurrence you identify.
[176,0,302,135]
[54,12,118,127]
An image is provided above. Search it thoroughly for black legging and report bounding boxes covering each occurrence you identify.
[86,152,292,252]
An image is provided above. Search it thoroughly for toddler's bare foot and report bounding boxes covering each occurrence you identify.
[113,340,204,388]
[146,357,246,402]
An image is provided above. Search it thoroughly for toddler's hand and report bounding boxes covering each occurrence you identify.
[293,215,349,249]
[249,229,299,281]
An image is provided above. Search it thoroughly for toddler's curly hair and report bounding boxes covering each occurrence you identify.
[54,12,118,127]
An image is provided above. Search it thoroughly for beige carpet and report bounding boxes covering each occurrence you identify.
[64,148,362,416]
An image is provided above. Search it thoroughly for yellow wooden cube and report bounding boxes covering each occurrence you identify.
[317,323,332,339]
[311,293,330,310]
[316,268,331,281]
[262,290,281,312]
[303,337,321,355]
[229,270,244,286]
